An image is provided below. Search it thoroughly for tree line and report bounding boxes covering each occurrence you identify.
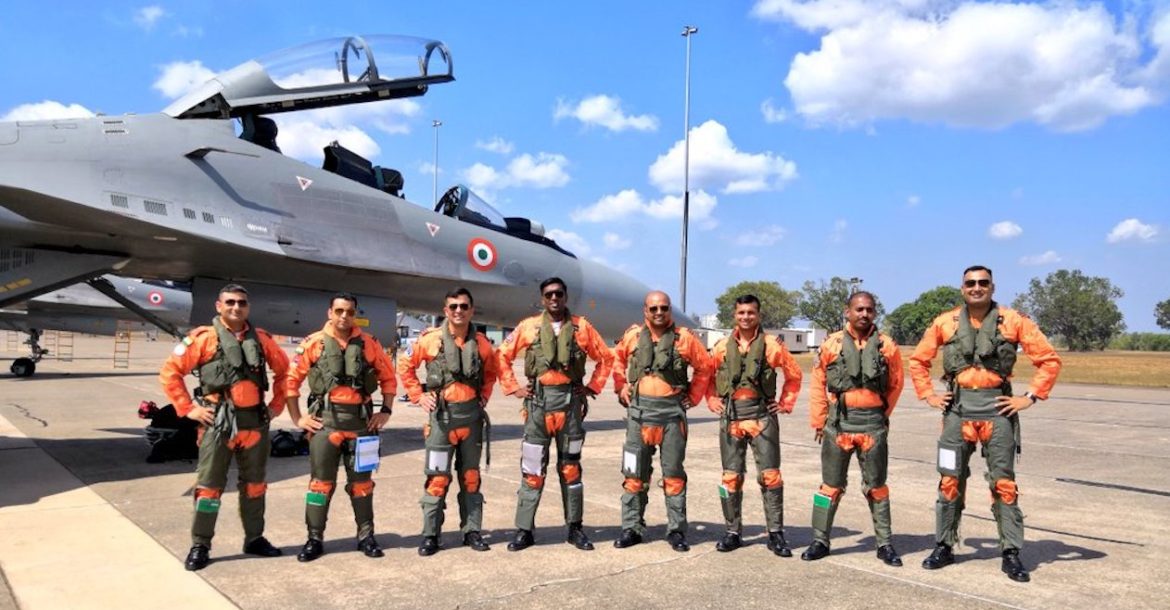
[715,271,1170,352]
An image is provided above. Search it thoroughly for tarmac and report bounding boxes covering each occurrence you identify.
[1,332,1168,609]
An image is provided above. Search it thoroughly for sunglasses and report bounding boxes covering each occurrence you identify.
[963,279,992,288]
[446,302,471,311]
[542,289,565,299]
[221,299,248,307]
[647,305,670,314]
[332,308,356,316]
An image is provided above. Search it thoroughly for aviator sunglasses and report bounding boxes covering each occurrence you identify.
[447,302,472,311]
[963,279,992,288]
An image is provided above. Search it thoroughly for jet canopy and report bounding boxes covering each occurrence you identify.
[164,35,454,119]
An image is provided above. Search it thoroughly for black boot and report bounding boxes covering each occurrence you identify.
[506,529,534,552]
[666,531,690,552]
[715,532,741,553]
[922,543,954,570]
[417,535,440,556]
[613,528,643,549]
[801,540,830,561]
[358,536,384,558]
[767,531,792,557]
[463,531,491,552]
[242,536,282,557]
[184,545,210,571]
[1002,550,1030,582]
[566,523,594,551]
[877,544,903,567]
[297,539,324,563]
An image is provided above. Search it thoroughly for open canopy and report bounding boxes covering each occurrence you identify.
[164,35,453,119]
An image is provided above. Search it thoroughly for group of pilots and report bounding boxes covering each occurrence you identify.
[160,264,1060,584]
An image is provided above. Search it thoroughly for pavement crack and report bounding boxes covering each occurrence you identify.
[8,403,48,427]
[455,548,716,609]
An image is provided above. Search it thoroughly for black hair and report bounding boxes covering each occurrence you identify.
[963,265,993,279]
[445,286,474,306]
[734,294,761,308]
[218,283,249,297]
[330,292,358,308]
[539,277,567,294]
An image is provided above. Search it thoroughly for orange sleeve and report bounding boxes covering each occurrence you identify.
[809,334,836,430]
[705,339,727,404]
[612,327,637,395]
[579,319,614,395]
[1012,312,1062,399]
[767,336,803,411]
[159,329,216,417]
[258,331,290,415]
[396,331,434,404]
[478,335,498,402]
[680,330,713,407]
[881,334,904,415]
[365,337,398,398]
[286,335,319,399]
[909,313,948,399]
[496,319,535,395]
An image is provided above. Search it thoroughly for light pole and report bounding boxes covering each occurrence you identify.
[432,119,442,205]
[680,25,698,313]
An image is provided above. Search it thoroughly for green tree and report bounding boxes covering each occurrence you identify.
[1011,269,1125,351]
[798,276,885,333]
[883,286,963,345]
[715,281,801,329]
[1156,299,1170,330]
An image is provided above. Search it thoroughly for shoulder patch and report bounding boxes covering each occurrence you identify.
[295,345,305,354]
[172,340,189,356]
[503,329,517,345]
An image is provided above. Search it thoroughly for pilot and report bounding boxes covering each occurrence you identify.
[800,291,904,566]
[612,291,711,552]
[159,284,290,572]
[910,266,1062,582]
[706,294,803,556]
[495,278,614,552]
[285,292,397,562]
[397,287,498,556]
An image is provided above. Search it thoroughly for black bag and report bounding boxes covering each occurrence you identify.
[271,430,299,457]
[138,401,199,463]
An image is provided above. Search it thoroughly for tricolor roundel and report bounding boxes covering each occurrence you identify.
[467,238,497,272]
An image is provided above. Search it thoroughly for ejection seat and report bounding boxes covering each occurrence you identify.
[239,115,281,153]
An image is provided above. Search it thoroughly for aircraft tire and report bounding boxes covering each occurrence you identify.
[10,358,35,377]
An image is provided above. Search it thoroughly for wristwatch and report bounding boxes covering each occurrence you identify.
[1023,392,1037,405]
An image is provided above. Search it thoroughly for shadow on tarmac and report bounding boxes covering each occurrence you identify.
[964,536,1109,574]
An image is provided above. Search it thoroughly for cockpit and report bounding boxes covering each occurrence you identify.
[435,185,574,256]
[165,35,454,120]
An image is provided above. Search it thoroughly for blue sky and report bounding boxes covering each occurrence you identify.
[2,1,1168,331]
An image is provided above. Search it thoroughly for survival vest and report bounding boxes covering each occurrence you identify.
[825,329,890,398]
[713,331,777,403]
[306,332,379,397]
[941,303,1017,383]
[195,317,269,402]
[523,312,587,385]
[626,325,690,393]
[425,325,485,396]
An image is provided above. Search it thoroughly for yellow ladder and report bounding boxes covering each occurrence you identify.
[113,322,132,369]
[57,332,74,362]
[44,330,57,357]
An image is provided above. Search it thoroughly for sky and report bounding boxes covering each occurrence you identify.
[1,1,1167,331]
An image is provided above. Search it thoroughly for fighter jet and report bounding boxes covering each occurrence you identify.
[1,276,191,376]
[0,34,678,343]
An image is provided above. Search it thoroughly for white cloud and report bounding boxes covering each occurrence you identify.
[554,94,659,132]
[1,101,94,121]
[648,120,797,194]
[172,25,203,38]
[989,220,1023,240]
[830,219,847,243]
[275,121,381,163]
[133,5,166,31]
[734,225,786,246]
[761,98,788,123]
[475,136,514,155]
[729,255,760,268]
[153,61,217,98]
[907,194,921,207]
[603,232,632,250]
[1106,218,1159,243]
[756,1,1163,131]
[546,229,591,256]
[571,189,718,226]
[463,153,571,194]
[1019,250,1061,266]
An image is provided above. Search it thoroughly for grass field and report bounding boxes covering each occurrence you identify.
[789,348,1170,388]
